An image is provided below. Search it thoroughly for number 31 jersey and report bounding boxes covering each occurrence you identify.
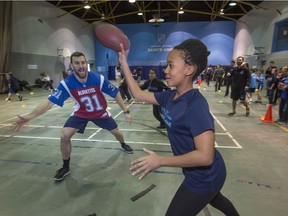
[48,72,119,119]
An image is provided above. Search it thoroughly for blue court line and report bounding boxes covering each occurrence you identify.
[0,158,182,176]
[0,158,52,166]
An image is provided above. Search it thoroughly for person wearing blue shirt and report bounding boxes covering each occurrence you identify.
[13,52,133,182]
[256,69,266,103]
[277,67,288,125]
[119,39,239,216]
[246,69,258,104]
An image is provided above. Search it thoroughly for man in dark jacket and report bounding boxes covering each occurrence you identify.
[227,56,251,117]
[140,68,170,128]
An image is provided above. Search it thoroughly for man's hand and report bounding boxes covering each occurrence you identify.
[124,113,132,125]
[13,115,30,132]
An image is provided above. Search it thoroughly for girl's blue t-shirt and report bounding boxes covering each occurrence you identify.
[155,89,226,194]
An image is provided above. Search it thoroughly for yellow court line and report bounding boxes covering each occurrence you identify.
[247,107,288,132]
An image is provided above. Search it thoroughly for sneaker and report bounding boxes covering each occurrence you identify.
[5,98,11,102]
[18,95,23,101]
[53,167,70,181]
[228,111,236,116]
[121,143,133,154]
[246,108,250,117]
[277,121,287,125]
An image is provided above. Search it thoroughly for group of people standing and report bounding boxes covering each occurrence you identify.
[264,62,288,125]
[203,59,288,124]
[203,57,251,116]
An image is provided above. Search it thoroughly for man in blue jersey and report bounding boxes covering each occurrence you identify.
[13,51,133,181]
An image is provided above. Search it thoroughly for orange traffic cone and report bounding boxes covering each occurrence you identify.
[260,104,275,123]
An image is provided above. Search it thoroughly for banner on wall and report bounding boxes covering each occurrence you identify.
[95,21,236,77]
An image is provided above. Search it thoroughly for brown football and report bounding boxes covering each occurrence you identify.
[94,22,130,52]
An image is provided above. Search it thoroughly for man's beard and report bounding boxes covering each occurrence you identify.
[74,69,87,79]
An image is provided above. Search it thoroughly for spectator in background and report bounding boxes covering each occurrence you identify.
[224,60,235,97]
[213,65,224,92]
[140,68,170,129]
[227,56,251,117]
[267,68,278,104]
[246,69,258,104]
[136,67,142,83]
[132,68,138,80]
[5,72,23,102]
[256,68,265,104]
[265,61,277,96]
[40,72,54,92]
[273,70,284,105]
[62,70,69,79]
[265,61,277,79]
[276,67,288,125]
[115,64,122,86]
[119,75,132,102]
[205,65,213,86]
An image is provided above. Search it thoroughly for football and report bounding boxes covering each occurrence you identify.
[94,22,130,52]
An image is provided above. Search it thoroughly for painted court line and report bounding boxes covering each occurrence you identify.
[211,112,243,149]
[0,106,242,149]
[0,134,240,149]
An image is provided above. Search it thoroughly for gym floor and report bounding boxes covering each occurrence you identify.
[0,82,287,216]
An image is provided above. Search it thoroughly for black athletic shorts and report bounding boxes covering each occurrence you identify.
[231,86,246,101]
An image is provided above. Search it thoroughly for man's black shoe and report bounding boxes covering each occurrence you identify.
[121,143,133,154]
[54,167,70,181]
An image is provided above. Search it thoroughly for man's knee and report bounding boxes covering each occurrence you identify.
[61,128,77,142]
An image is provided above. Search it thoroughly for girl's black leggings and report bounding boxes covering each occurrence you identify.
[166,183,240,216]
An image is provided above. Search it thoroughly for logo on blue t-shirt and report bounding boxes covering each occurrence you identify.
[161,107,172,127]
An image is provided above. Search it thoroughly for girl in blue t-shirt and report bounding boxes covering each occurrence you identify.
[119,39,239,216]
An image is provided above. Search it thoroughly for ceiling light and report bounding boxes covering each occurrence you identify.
[138,12,143,16]
[129,0,136,3]
[178,7,184,14]
[229,2,237,6]
[149,18,164,23]
[84,5,90,9]
[220,9,225,15]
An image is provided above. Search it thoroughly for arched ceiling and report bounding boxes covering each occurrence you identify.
[47,0,265,25]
